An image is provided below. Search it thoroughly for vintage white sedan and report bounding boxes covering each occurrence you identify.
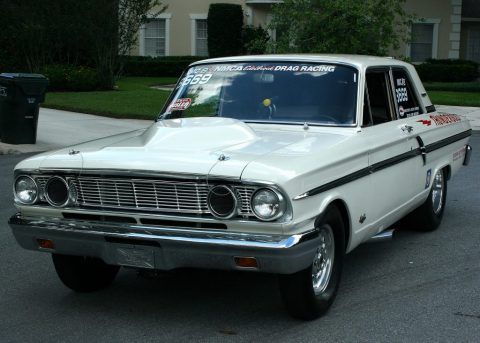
[9,55,472,320]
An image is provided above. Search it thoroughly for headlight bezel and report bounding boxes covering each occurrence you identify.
[44,176,76,208]
[250,187,287,222]
[207,184,239,219]
[13,175,39,205]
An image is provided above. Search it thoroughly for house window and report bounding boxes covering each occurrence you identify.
[195,19,208,56]
[144,19,166,57]
[410,23,434,62]
[467,27,480,63]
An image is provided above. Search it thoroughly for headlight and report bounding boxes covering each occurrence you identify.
[14,175,38,204]
[251,188,286,221]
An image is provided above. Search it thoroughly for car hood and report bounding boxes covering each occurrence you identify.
[26,117,353,179]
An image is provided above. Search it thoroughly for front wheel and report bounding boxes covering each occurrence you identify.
[52,254,120,292]
[279,206,345,320]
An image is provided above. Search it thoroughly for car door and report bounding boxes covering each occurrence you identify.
[390,67,430,194]
[361,67,421,228]
[391,67,469,197]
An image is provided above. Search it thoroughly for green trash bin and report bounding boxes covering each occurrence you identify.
[0,73,49,144]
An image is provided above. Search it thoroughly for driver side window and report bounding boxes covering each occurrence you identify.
[363,70,395,126]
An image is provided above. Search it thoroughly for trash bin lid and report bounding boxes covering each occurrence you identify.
[0,73,47,80]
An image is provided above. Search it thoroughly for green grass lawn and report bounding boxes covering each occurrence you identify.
[425,81,480,107]
[43,77,177,120]
[428,91,480,107]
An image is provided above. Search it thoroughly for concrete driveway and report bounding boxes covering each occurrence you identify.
[0,108,150,154]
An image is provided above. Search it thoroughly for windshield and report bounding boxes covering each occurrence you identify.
[159,62,358,126]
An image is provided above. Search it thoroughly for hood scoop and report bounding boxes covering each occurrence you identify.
[135,117,258,152]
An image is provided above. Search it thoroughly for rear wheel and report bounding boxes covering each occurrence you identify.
[409,169,447,231]
[52,254,120,292]
[279,206,345,320]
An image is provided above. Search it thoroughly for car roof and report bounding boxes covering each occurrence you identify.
[190,54,411,69]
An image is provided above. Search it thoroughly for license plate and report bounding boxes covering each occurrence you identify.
[116,247,155,269]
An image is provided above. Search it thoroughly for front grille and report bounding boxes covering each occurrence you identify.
[33,175,257,217]
[72,177,211,214]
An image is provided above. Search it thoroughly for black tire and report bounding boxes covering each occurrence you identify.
[279,206,345,320]
[409,168,447,232]
[52,254,120,292]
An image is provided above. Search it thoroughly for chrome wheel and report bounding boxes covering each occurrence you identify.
[312,225,335,295]
[431,170,444,215]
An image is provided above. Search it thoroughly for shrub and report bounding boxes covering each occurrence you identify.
[207,4,244,57]
[423,81,480,93]
[242,26,269,55]
[121,56,203,77]
[415,59,479,82]
[42,64,99,91]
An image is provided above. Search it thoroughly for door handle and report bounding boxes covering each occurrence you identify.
[401,125,413,133]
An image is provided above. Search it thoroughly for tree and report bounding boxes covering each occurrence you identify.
[0,0,164,89]
[269,0,413,56]
[87,0,166,89]
[243,26,270,55]
[207,4,244,58]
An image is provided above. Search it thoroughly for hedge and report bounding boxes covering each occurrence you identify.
[415,59,479,82]
[42,64,100,91]
[122,56,203,77]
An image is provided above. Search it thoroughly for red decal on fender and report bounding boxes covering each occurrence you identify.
[429,113,461,126]
[417,119,432,126]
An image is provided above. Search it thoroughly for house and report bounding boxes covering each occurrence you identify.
[133,0,480,63]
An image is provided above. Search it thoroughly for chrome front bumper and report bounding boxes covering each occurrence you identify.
[8,213,320,274]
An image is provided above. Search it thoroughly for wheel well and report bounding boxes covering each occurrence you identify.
[443,165,451,180]
[329,200,351,252]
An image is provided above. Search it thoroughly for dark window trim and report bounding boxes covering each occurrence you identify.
[362,81,374,127]
[364,66,396,125]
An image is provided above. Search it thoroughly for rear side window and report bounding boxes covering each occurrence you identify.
[392,69,422,119]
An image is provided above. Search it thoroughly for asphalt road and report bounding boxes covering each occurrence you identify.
[1,134,479,343]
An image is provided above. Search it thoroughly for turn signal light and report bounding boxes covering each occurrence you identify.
[234,256,258,269]
[37,238,55,250]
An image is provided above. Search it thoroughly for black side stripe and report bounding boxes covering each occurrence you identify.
[298,129,472,199]
[425,129,472,153]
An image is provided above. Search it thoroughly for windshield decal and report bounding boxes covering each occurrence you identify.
[181,73,213,86]
[168,98,192,112]
[189,64,336,74]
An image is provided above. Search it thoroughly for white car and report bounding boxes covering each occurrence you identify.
[9,55,472,320]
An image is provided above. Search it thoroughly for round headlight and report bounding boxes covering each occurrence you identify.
[251,188,286,221]
[207,185,238,219]
[14,175,38,204]
[45,176,72,207]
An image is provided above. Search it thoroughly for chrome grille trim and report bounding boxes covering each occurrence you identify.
[34,176,257,216]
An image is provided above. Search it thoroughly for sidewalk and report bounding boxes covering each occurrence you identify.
[0,108,150,154]
[0,105,479,155]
